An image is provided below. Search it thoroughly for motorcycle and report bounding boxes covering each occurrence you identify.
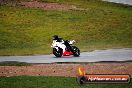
[51,40,80,57]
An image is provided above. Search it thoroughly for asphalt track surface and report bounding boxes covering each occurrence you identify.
[102,0,132,5]
[0,48,132,63]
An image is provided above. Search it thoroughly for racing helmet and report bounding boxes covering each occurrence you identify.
[52,35,59,40]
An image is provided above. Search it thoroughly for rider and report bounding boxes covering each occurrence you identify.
[52,35,73,51]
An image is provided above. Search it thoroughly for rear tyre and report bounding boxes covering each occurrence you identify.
[53,48,62,57]
[71,46,80,57]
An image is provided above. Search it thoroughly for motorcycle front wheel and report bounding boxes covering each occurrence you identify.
[71,46,80,57]
[53,48,62,57]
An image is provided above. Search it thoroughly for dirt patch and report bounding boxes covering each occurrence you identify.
[20,1,79,11]
[0,62,132,77]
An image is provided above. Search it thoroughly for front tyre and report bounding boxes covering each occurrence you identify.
[71,46,80,57]
[53,48,62,57]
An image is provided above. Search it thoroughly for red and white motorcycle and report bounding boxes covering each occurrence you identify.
[51,39,80,57]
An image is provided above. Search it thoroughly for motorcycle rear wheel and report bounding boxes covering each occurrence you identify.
[53,48,62,57]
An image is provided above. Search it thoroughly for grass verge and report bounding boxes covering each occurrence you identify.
[0,0,132,55]
[0,61,31,66]
[0,76,131,88]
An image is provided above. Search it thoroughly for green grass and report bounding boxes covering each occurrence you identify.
[0,0,132,55]
[0,61,31,66]
[0,76,131,88]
